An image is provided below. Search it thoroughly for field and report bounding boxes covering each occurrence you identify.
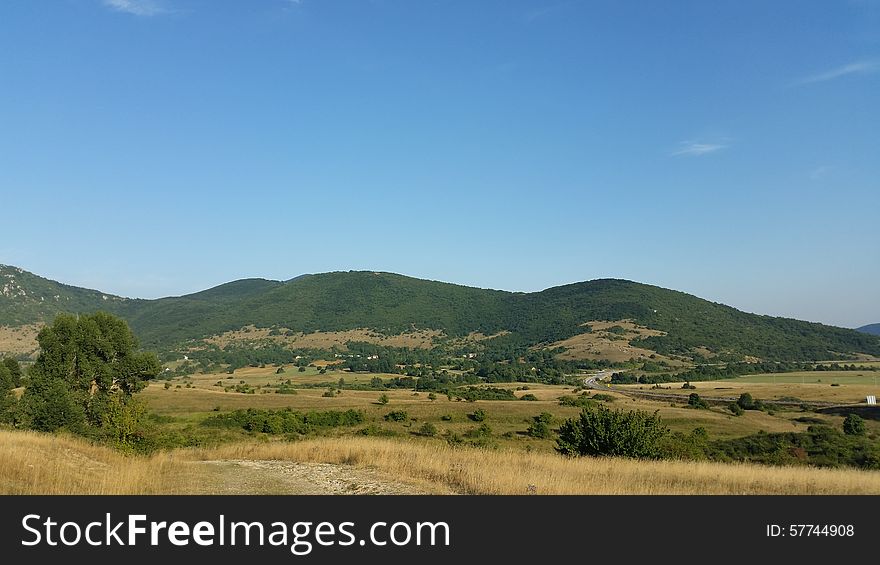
[616,370,880,404]
[5,360,880,495]
[3,429,880,495]
[139,364,861,447]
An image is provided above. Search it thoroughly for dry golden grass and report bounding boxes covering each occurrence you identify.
[619,378,880,404]
[4,430,880,495]
[0,429,195,494]
[0,323,41,358]
[203,326,444,350]
[544,320,686,365]
[185,436,880,495]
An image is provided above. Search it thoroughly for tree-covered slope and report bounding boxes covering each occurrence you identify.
[0,264,139,325]
[857,324,880,336]
[2,265,878,362]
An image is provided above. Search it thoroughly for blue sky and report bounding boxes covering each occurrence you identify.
[1,0,877,328]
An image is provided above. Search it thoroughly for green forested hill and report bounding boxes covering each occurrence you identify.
[858,324,880,336]
[0,264,140,325]
[2,265,878,362]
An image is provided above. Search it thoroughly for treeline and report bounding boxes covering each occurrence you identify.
[610,361,877,384]
[202,408,365,435]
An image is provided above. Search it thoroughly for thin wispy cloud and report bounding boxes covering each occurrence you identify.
[524,1,575,23]
[102,0,167,17]
[796,60,880,85]
[671,141,728,157]
[809,165,832,180]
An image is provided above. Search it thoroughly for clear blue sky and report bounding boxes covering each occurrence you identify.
[1,0,878,328]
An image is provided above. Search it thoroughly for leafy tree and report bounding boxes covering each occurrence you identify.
[3,358,22,387]
[556,405,668,459]
[527,413,554,439]
[19,312,160,432]
[688,393,709,409]
[0,361,17,422]
[737,392,756,410]
[843,414,866,436]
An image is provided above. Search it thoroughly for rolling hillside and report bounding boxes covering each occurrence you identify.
[858,324,880,336]
[1,264,878,362]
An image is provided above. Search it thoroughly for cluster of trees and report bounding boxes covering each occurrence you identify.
[0,357,23,422]
[203,407,365,435]
[1,313,161,449]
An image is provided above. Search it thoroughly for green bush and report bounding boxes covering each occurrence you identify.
[520,394,539,401]
[737,393,756,410]
[556,405,668,459]
[468,408,487,422]
[527,413,554,439]
[728,403,744,416]
[384,410,408,422]
[843,414,866,436]
[687,393,709,409]
[418,422,438,437]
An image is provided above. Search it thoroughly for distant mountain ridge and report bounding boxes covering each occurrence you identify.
[858,324,880,336]
[1,264,879,362]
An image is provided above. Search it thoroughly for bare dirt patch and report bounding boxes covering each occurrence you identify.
[193,460,430,495]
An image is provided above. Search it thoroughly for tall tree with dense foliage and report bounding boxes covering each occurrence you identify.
[0,358,19,422]
[19,312,160,433]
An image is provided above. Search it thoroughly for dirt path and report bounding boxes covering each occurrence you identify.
[190,460,429,495]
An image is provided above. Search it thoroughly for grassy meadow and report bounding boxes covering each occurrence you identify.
[3,429,880,495]
[4,361,880,495]
[137,364,871,448]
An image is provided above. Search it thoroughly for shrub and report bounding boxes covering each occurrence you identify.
[468,408,487,422]
[556,405,668,458]
[737,393,756,410]
[465,423,492,438]
[728,403,744,416]
[377,394,389,405]
[687,393,709,409]
[440,414,453,422]
[843,414,866,436]
[298,366,306,373]
[527,413,554,439]
[384,410,408,422]
[418,422,438,437]
[520,394,539,401]
[276,367,285,374]
[427,392,437,401]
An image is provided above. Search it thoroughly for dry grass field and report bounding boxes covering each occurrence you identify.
[617,374,880,404]
[3,430,880,495]
[545,320,688,365]
[139,366,846,445]
[202,326,444,350]
[0,323,41,358]
[0,430,196,494]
